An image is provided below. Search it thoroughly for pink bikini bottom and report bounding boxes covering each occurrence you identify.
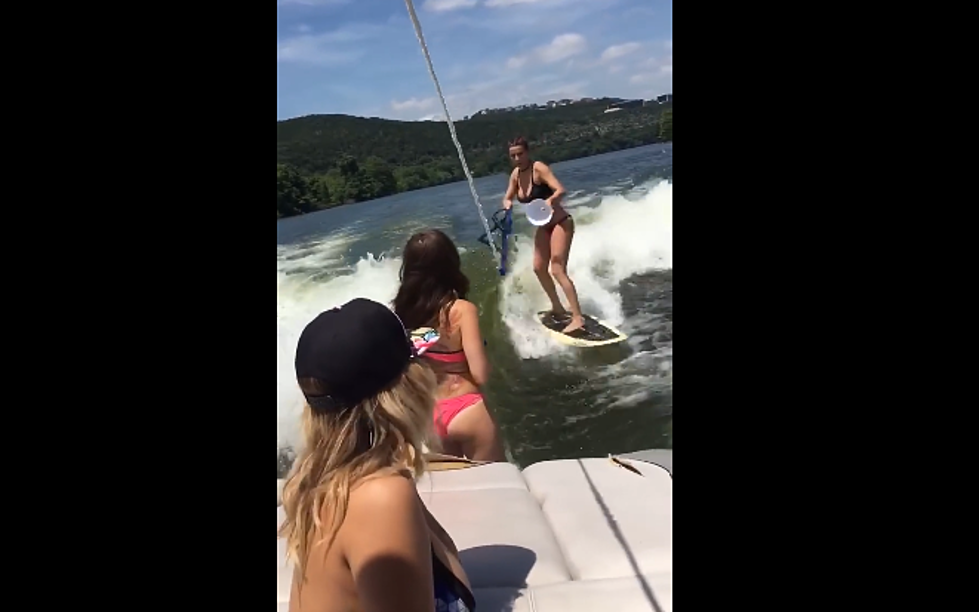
[434,392,483,439]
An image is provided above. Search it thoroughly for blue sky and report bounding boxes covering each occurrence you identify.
[276,0,672,121]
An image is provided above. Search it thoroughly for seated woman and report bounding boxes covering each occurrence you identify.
[279,297,475,612]
[394,229,507,462]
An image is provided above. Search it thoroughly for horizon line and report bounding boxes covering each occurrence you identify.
[277,92,672,123]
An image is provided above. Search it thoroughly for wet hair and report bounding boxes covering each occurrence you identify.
[508,136,530,151]
[393,229,470,331]
[278,363,438,589]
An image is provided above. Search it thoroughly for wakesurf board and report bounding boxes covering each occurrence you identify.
[537,311,628,347]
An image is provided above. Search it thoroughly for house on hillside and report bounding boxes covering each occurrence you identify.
[605,99,643,111]
[656,93,673,104]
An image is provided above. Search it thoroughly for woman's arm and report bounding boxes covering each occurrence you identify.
[455,300,490,386]
[345,476,434,612]
[536,162,566,207]
[503,170,517,210]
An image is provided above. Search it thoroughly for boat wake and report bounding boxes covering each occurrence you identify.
[276,177,673,462]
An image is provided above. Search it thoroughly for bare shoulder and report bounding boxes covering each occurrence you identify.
[447,299,478,335]
[347,472,419,517]
[533,160,551,172]
[340,471,434,612]
[450,298,478,322]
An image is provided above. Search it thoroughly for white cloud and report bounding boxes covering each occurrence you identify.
[277,36,359,64]
[540,33,586,62]
[630,45,672,85]
[391,97,439,112]
[485,0,553,6]
[600,42,641,62]
[443,0,610,36]
[642,52,672,70]
[623,5,656,19]
[388,71,584,120]
[423,0,477,11]
[507,32,586,68]
[629,62,671,84]
[277,0,349,6]
[636,44,672,78]
[276,23,385,64]
[485,0,590,6]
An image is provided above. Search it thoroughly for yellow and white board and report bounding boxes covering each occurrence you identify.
[538,311,629,347]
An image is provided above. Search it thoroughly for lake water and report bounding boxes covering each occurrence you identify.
[277,143,672,470]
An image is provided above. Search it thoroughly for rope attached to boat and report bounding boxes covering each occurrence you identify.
[403,0,500,266]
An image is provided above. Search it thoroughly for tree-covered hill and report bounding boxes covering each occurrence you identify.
[276,97,672,219]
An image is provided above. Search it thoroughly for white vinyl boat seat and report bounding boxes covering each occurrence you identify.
[277,456,672,612]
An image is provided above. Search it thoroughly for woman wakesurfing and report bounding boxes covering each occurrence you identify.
[503,136,584,334]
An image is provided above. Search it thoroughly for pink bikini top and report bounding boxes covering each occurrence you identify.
[424,350,467,364]
[410,327,468,365]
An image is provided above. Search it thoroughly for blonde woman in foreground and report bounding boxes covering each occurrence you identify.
[279,298,475,612]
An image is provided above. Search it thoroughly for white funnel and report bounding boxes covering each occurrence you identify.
[523,198,553,226]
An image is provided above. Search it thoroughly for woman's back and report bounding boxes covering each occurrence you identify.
[422,299,486,400]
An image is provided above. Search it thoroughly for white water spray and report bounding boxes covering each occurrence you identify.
[276,179,673,453]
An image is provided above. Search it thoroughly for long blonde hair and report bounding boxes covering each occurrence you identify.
[278,360,437,583]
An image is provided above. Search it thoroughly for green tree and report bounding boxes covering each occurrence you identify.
[394,166,430,192]
[276,97,673,219]
[336,154,360,178]
[360,156,398,199]
[276,164,314,217]
[658,109,672,141]
[307,175,332,207]
[320,168,352,204]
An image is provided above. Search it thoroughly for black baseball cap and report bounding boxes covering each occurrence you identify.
[295,298,415,412]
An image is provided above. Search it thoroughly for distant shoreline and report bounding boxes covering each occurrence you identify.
[277,98,672,220]
[277,94,673,125]
[276,140,672,220]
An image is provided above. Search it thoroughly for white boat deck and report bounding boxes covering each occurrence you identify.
[277,453,672,612]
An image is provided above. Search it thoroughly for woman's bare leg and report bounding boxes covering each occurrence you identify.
[533,226,566,314]
[549,218,584,333]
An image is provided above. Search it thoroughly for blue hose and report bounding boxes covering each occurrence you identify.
[498,208,513,276]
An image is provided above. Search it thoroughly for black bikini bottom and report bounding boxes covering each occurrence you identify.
[544,213,572,229]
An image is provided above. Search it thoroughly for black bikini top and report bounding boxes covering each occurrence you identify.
[516,167,555,203]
